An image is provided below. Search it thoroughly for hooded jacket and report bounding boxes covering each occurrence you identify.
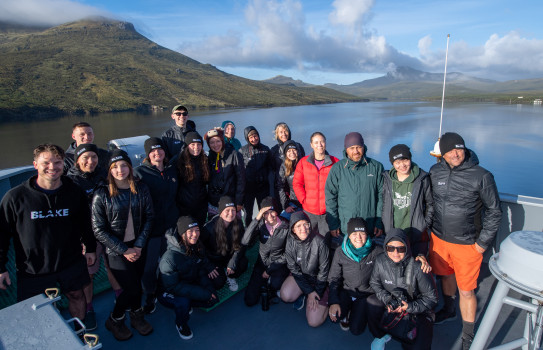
[158,228,216,301]
[161,123,196,159]
[325,146,384,234]
[285,229,330,297]
[91,181,154,256]
[429,149,501,249]
[370,229,437,315]
[134,160,179,238]
[221,120,242,151]
[382,163,434,254]
[276,161,301,209]
[208,143,246,207]
[241,216,290,275]
[240,126,273,192]
[66,165,107,206]
[201,215,245,272]
[0,176,96,275]
[292,152,339,215]
[328,242,383,305]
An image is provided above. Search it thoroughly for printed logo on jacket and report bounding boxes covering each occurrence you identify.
[31,209,70,219]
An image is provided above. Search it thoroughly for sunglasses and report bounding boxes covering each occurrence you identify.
[174,111,188,116]
[385,245,407,253]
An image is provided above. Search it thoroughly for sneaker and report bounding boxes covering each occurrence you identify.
[175,323,193,340]
[434,308,457,324]
[84,310,98,331]
[143,295,157,314]
[129,308,153,336]
[371,334,391,350]
[293,294,305,311]
[339,317,350,331]
[226,277,239,292]
[105,314,133,341]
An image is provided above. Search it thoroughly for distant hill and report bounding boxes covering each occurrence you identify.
[263,75,315,87]
[0,18,362,119]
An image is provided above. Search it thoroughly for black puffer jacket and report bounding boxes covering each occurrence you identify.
[276,162,301,209]
[208,143,246,207]
[201,215,245,271]
[241,216,289,275]
[370,230,437,315]
[240,126,273,192]
[134,161,179,238]
[270,140,305,173]
[91,182,154,255]
[429,150,501,250]
[161,124,195,159]
[382,164,434,255]
[159,228,216,300]
[176,155,208,213]
[328,244,383,305]
[66,166,107,206]
[285,230,329,298]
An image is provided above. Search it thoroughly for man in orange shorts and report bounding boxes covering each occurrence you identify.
[428,132,501,350]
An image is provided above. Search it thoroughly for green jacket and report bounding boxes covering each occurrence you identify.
[325,146,384,235]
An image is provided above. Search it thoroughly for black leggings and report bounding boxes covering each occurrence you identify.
[244,258,289,307]
[108,253,145,318]
[336,290,372,335]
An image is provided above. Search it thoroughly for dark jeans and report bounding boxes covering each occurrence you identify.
[209,254,249,291]
[108,251,145,318]
[244,258,289,306]
[367,294,434,350]
[142,236,166,296]
[158,291,220,326]
[336,290,372,335]
[243,182,269,227]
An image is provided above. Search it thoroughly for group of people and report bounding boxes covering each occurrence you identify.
[0,104,502,350]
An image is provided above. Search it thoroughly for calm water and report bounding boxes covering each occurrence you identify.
[1,102,542,197]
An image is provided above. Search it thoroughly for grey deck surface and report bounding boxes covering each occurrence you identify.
[84,262,528,350]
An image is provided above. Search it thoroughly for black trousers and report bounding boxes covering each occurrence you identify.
[243,182,269,227]
[336,290,372,335]
[108,252,145,318]
[209,254,249,291]
[244,258,289,307]
[367,294,434,350]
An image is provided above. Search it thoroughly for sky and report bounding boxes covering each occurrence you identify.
[1,0,543,85]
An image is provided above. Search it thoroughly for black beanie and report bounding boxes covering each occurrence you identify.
[177,216,199,235]
[74,143,98,161]
[389,144,412,164]
[184,131,203,146]
[282,140,297,154]
[144,137,164,156]
[439,132,466,156]
[218,196,236,213]
[347,217,368,235]
[260,196,279,212]
[289,210,310,230]
[344,132,364,149]
[108,149,131,168]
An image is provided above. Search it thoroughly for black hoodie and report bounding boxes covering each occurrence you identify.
[240,126,273,191]
[0,176,96,275]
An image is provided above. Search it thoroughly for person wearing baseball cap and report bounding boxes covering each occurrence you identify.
[161,104,196,159]
[429,132,501,349]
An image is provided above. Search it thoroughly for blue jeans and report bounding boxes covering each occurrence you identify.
[158,292,191,327]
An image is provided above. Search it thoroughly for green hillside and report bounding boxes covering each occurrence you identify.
[0,19,362,119]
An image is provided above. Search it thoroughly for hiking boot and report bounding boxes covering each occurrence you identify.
[371,334,391,350]
[143,294,157,314]
[129,308,153,336]
[105,314,133,341]
[84,310,97,331]
[434,308,457,324]
[226,277,239,292]
[176,323,193,340]
[293,294,305,311]
[340,317,350,331]
[462,336,473,350]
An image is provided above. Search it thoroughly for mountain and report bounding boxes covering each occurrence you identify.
[324,66,543,100]
[0,18,362,119]
[263,75,315,87]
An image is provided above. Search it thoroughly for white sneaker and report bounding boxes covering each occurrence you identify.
[371,334,391,350]
[226,277,238,291]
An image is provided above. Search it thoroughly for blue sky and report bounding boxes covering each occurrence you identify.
[2,0,543,84]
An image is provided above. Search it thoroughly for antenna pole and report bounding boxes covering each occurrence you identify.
[439,34,450,138]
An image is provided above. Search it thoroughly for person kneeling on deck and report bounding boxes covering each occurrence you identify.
[158,216,220,340]
[201,196,248,292]
[242,197,290,308]
[281,211,330,327]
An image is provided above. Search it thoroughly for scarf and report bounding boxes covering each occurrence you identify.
[342,234,372,262]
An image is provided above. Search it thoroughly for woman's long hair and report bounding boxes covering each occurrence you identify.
[180,232,205,257]
[177,146,210,183]
[215,216,242,256]
[283,151,299,177]
[107,162,137,197]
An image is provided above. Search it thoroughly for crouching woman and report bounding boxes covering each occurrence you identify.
[158,216,219,340]
[281,211,330,327]
[368,228,437,350]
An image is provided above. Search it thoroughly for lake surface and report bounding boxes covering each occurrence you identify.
[1,101,542,198]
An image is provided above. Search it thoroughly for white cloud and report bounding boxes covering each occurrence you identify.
[329,0,374,29]
[0,0,111,27]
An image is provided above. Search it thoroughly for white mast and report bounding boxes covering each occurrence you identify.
[431,34,450,158]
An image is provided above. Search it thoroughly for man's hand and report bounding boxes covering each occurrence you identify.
[374,228,384,237]
[0,272,11,290]
[474,243,485,254]
[330,229,341,238]
[85,252,97,266]
[415,255,432,274]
